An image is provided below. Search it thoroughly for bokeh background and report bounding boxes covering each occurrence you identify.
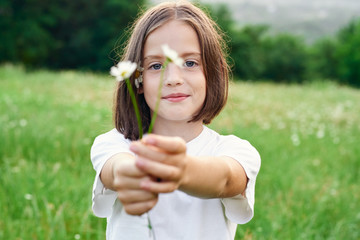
[2,0,360,86]
[1,0,359,239]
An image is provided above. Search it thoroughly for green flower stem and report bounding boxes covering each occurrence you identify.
[126,77,154,237]
[148,60,169,134]
[126,60,169,239]
[144,60,168,240]
[125,78,143,139]
[147,213,156,239]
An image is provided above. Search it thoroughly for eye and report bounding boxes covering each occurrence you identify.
[184,60,197,68]
[149,63,163,70]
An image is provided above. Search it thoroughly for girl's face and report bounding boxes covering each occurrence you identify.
[142,20,206,124]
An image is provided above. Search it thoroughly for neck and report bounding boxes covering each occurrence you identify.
[151,120,204,142]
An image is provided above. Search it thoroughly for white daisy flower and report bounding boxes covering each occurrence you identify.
[110,61,137,81]
[161,44,184,67]
[134,64,144,88]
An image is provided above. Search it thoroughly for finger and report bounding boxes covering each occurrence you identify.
[113,175,150,191]
[136,158,180,181]
[130,141,168,163]
[140,179,179,194]
[117,189,158,204]
[142,134,186,154]
[113,158,147,178]
[123,198,158,216]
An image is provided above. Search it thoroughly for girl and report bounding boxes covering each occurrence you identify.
[91,1,261,239]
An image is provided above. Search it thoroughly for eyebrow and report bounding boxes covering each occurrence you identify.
[181,52,201,58]
[143,55,162,61]
[144,52,201,61]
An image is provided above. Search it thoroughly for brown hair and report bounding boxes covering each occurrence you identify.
[114,0,229,140]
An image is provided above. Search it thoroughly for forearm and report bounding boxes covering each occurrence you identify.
[130,135,248,199]
[180,155,247,198]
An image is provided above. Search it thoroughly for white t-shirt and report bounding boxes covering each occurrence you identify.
[91,126,261,240]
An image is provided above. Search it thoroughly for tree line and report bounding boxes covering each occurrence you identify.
[0,0,145,71]
[208,4,360,87]
[0,0,359,87]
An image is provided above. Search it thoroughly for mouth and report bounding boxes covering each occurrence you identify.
[162,93,190,102]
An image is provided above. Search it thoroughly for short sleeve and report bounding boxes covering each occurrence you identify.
[216,135,261,224]
[90,129,133,218]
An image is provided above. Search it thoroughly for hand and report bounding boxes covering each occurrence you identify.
[109,154,158,215]
[129,134,188,194]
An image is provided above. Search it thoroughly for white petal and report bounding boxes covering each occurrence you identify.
[110,61,137,81]
[161,44,184,67]
[122,61,137,79]
[174,58,184,67]
[138,75,143,83]
[116,76,124,81]
[162,45,175,60]
[161,44,171,57]
[110,66,120,77]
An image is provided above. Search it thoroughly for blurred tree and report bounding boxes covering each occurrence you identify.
[262,34,308,83]
[2,0,359,87]
[231,25,269,80]
[200,3,236,76]
[307,38,339,80]
[201,2,269,80]
[0,0,17,63]
[0,0,145,70]
[335,18,360,87]
[204,2,234,36]
[307,18,360,87]
[0,0,58,66]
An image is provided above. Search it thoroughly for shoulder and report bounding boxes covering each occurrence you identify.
[93,128,131,145]
[204,126,261,166]
[91,128,132,157]
[205,127,259,153]
[90,129,133,170]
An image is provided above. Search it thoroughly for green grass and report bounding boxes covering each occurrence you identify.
[1,64,359,239]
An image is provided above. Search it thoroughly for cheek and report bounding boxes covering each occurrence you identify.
[142,73,159,89]
[200,86,206,105]
[198,79,207,99]
[142,77,158,105]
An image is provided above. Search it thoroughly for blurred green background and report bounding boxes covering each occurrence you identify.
[1,0,360,86]
[1,0,359,239]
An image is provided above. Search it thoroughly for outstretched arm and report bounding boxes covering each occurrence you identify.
[130,134,248,198]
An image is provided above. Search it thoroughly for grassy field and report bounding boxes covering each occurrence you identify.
[1,64,359,239]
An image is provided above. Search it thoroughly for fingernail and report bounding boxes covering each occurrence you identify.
[144,136,156,145]
[140,180,150,189]
[136,159,145,167]
[129,143,138,152]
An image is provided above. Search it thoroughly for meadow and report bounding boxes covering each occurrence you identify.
[1,64,359,239]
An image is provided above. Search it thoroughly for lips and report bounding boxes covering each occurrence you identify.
[162,93,190,102]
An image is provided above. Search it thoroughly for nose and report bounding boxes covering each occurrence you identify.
[163,63,184,87]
